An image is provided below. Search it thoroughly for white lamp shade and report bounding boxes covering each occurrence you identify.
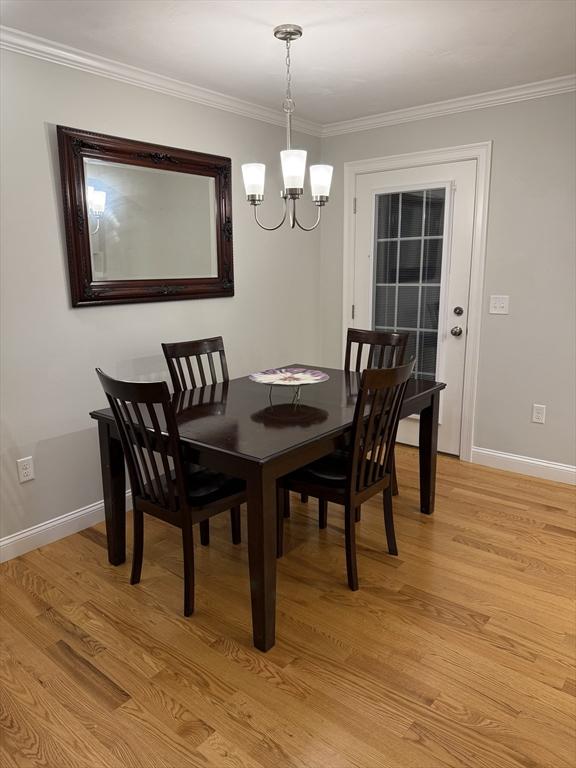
[242,163,266,196]
[280,149,307,189]
[309,165,333,198]
[87,186,106,216]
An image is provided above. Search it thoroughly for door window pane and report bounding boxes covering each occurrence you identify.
[376,241,397,283]
[425,188,445,236]
[423,239,442,282]
[420,286,440,329]
[398,240,421,283]
[397,286,419,328]
[377,193,399,239]
[418,332,438,378]
[404,331,417,364]
[374,286,395,327]
[400,191,424,237]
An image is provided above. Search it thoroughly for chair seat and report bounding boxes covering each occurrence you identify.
[185,465,245,506]
[147,464,245,509]
[287,449,350,489]
[284,448,391,501]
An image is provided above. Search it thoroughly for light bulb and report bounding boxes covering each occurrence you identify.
[280,150,307,191]
[310,165,333,199]
[242,163,265,198]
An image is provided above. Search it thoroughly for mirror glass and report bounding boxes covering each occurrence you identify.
[84,159,218,281]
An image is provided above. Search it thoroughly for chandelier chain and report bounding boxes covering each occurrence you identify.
[284,40,294,112]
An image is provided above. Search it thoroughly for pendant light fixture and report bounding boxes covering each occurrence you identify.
[242,24,333,231]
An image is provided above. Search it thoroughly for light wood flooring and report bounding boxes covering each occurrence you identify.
[1,446,575,767]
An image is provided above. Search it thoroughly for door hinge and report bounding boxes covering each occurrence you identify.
[353,197,357,214]
[352,304,355,319]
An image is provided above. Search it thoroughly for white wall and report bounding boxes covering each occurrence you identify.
[0,50,321,539]
[319,93,576,467]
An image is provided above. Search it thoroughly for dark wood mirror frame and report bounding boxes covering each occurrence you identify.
[57,126,234,307]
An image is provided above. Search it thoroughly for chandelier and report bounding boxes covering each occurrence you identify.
[241,24,333,231]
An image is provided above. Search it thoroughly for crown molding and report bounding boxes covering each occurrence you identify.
[0,26,323,137]
[2,26,574,139]
[321,74,576,136]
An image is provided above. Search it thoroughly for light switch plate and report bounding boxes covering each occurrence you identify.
[532,404,546,424]
[489,295,509,314]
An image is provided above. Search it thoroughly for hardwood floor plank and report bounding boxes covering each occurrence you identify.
[0,645,124,767]
[45,639,131,710]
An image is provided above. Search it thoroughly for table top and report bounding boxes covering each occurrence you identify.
[91,364,445,463]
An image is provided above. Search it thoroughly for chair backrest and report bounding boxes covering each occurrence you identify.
[344,328,409,372]
[96,369,185,512]
[161,336,229,392]
[348,360,415,500]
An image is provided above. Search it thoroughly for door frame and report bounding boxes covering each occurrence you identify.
[342,142,492,461]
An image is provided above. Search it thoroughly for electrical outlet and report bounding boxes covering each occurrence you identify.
[489,295,510,314]
[532,404,546,424]
[17,456,35,483]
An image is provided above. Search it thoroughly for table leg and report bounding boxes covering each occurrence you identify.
[98,421,126,565]
[246,469,277,651]
[418,391,440,515]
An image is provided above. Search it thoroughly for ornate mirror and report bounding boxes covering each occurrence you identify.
[57,126,233,306]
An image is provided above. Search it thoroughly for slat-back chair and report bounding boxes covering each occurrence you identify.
[297,328,409,522]
[345,328,409,372]
[96,369,245,616]
[345,327,409,514]
[162,337,234,545]
[162,336,229,392]
[278,361,414,588]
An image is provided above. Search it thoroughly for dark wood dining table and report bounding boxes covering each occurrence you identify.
[90,365,445,652]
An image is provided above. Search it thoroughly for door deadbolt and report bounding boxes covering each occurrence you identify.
[453,306,464,316]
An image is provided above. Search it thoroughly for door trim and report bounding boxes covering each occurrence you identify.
[342,142,492,461]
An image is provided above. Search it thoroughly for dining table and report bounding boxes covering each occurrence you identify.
[90,364,446,651]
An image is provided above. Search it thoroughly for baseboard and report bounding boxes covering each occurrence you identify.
[471,447,576,485]
[0,491,131,563]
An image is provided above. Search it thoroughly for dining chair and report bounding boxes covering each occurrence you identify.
[161,336,229,392]
[344,327,409,372]
[162,336,234,545]
[96,369,245,616]
[277,360,414,589]
[297,327,409,523]
[345,327,409,517]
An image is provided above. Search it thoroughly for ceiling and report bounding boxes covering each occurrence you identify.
[1,0,575,125]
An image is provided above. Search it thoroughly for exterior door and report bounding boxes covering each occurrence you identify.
[352,160,476,455]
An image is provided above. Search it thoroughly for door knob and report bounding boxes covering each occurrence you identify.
[451,326,463,337]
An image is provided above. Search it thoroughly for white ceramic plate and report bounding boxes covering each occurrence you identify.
[249,367,330,386]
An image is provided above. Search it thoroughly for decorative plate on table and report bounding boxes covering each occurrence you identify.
[249,367,329,386]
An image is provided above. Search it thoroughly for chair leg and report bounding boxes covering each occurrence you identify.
[130,509,144,585]
[344,504,359,591]
[181,516,195,616]
[276,487,286,558]
[383,484,398,556]
[391,451,399,496]
[300,493,309,503]
[199,519,210,546]
[230,506,241,545]
[318,499,328,529]
[355,506,361,522]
